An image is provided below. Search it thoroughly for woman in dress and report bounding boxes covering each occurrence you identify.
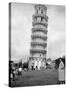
[57,58,65,84]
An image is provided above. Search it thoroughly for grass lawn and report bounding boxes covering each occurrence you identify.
[11,69,58,87]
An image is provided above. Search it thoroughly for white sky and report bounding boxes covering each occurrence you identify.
[11,3,65,61]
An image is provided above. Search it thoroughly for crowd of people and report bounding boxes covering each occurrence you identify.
[9,56,65,84]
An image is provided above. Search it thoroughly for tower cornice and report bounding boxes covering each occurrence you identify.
[32,27,48,34]
[31,35,47,41]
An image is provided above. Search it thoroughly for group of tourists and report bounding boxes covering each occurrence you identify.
[10,56,65,84]
[9,61,23,81]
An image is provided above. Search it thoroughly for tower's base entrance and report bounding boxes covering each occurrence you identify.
[29,57,46,70]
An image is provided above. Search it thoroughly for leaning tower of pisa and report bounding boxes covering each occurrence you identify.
[29,4,48,70]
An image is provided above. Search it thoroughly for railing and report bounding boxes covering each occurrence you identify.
[32,27,48,34]
[32,21,48,27]
[31,35,47,41]
[33,24,47,29]
[31,42,47,48]
[30,49,47,55]
[31,39,47,43]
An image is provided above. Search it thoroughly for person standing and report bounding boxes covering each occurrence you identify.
[58,58,65,84]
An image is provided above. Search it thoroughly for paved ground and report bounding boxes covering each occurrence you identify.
[11,69,58,87]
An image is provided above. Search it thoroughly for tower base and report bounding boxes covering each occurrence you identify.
[29,57,46,70]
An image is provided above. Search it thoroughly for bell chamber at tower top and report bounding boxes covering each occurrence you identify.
[34,4,47,15]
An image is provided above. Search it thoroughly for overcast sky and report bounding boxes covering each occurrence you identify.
[11,3,65,61]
